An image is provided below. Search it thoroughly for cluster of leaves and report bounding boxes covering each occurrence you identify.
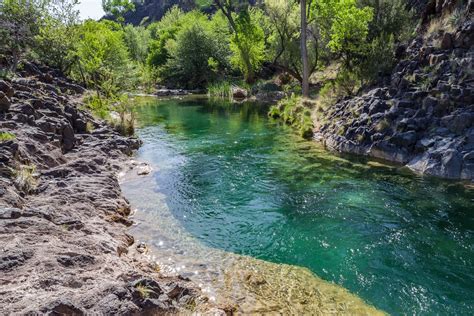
[147,9,231,89]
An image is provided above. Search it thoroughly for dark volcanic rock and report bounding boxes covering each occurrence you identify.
[0,91,11,112]
[315,16,473,180]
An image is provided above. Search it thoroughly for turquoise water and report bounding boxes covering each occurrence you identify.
[132,97,474,315]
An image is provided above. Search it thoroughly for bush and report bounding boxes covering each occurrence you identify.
[0,132,15,141]
[160,22,217,89]
[0,0,44,71]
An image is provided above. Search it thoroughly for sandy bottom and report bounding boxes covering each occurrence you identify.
[121,170,384,315]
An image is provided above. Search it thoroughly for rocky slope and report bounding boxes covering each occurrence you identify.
[315,4,473,180]
[0,63,219,314]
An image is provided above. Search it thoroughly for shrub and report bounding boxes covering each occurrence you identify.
[0,132,15,141]
[375,119,390,132]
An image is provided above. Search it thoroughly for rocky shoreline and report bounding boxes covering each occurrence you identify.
[0,65,220,314]
[315,13,473,181]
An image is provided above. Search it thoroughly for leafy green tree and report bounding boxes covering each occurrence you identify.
[0,0,46,71]
[72,20,132,96]
[157,10,231,88]
[266,0,323,85]
[324,1,373,71]
[102,0,135,24]
[34,0,80,73]
[213,0,262,83]
[146,6,185,68]
[229,8,266,83]
[123,24,150,63]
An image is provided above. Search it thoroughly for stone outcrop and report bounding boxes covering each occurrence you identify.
[315,13,473,180]
[0,65,218,314]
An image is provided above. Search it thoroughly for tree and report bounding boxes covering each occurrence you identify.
[34,0,80,73]
[213,0,258,83]
[229,9,266,83]
[102,0,135,24]
[72,20,132,96]
[153,10,232,89]
[0,0,46,71]
[300,0,310,97]
[266,0,320,85]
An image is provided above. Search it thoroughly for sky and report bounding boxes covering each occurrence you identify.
[77,0,105,20]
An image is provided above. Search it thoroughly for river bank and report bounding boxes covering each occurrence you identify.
[314,14,473,181]
[0,66,221,314]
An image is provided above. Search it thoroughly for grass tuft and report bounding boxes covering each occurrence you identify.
[14,164,38,194]
[135,284,155,299]
[0,132,15,141]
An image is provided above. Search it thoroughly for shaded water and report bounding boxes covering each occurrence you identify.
[123,96,473,315]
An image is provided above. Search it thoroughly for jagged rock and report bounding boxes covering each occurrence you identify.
[440,32,453,49]
[0,65,210,315]
[37,299,85,315]
[0,80,14,98]
[232,87,248,99]
[317,18,473,180]
[0,91,11,112]
[62,123,75,151]
[391,131,418,148]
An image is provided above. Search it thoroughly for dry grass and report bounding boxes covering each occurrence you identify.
[14,164,38,194]
[135,284,155,299]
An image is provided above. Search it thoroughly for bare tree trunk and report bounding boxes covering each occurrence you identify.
[300,0,309,98]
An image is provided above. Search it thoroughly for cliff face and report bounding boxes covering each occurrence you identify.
[315,3,474,180]
[121,0,258,25]
[122,0,196,25]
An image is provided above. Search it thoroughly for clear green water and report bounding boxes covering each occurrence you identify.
[132,96,473,315]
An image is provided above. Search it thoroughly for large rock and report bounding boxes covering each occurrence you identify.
[232,87,248,100]
[0,91,11,112]
[0,80,14,98]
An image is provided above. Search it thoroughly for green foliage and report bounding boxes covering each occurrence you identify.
[0,132,16,141]
[34,0,80,73]
[102,0,135,23]
[319,0,374,71]
[265,0,305,81]
[161,20,217,88]
[355,0,415,83]
[0,0,45,70]
[359,0,415,43]
[84,93,110,119]
[229,9,266,83]
[269,94,314,138]
[123,25,150,63]
[72,20,132,94]
[207,81,233,98]
[147,9,231,89]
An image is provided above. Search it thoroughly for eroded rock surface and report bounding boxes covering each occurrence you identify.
[0,64,217,314]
